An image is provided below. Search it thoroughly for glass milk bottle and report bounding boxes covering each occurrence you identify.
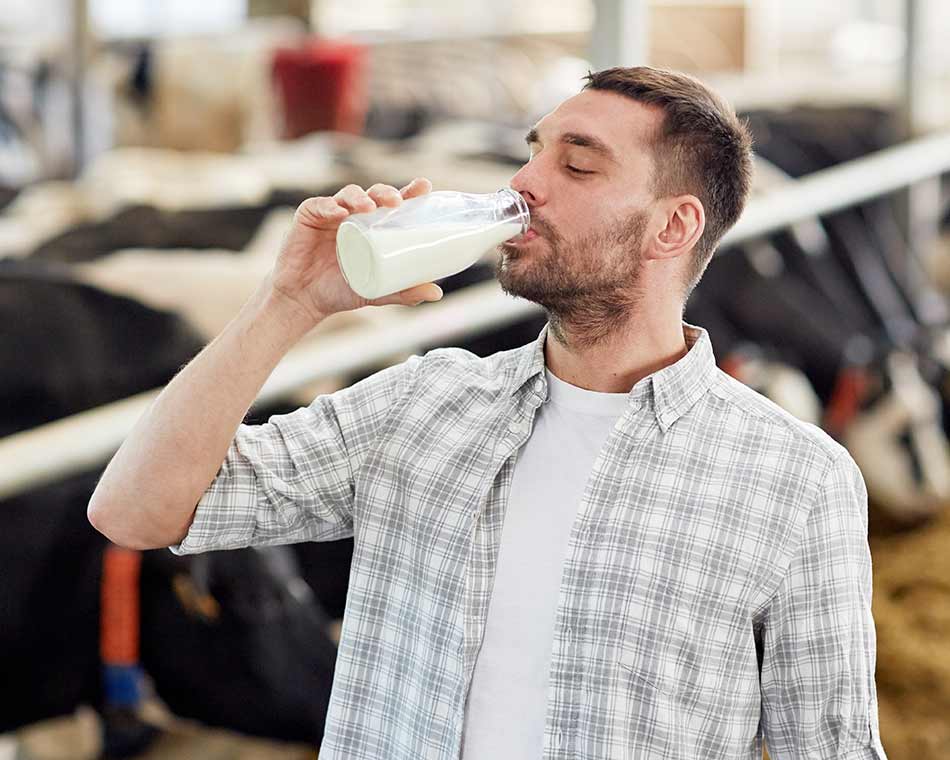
[335,188,529,300]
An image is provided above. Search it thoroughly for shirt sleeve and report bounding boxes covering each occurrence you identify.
[758,451,889,759]
[170,353,422,555]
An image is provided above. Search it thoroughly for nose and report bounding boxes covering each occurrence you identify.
[509,161,544,208]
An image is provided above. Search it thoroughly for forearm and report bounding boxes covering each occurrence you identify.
[87,275,320,549]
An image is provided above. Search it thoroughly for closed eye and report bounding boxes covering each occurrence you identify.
[566,166,594,175]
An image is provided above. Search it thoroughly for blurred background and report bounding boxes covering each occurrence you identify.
[1,1,949,758]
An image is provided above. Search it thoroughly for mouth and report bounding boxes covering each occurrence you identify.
[507,227,540,245]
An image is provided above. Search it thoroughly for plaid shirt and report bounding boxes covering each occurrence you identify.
[173,321,887,760]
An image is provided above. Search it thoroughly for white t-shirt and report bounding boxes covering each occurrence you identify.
[460,366,629,759]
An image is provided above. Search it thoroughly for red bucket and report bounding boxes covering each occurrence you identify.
[272,39,368,139]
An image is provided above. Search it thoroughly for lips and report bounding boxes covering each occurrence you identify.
[509,227,539,244]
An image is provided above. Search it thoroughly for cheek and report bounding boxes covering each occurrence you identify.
[555,210,605,245]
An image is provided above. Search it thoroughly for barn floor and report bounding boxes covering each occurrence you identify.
[0,701,316,760]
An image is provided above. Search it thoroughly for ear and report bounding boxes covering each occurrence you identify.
[647,195,705,261]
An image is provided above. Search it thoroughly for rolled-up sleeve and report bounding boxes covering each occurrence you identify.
[759,452,888,759]
[171,353,421,555]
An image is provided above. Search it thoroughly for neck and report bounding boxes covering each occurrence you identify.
[544,308,688,394]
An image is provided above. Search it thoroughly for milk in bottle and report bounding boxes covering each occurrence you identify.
[335,188,529,300]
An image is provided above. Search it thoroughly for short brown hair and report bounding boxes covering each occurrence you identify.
[582,66,753,301]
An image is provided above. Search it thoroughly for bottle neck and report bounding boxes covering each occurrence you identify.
[500,188,530,235]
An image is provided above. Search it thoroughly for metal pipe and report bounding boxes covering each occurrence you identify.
[3,130,950,499]
[894,0,946,326]
[722,130,950,246]
[0,281,541,500]
[589,0,649,70]
[899,0,922,140]
[69,0,88,177]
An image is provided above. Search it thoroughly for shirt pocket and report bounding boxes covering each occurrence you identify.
[616,583,756,731]
[612,649,690,760]
[616,638,717,717]
[619,640,755,760]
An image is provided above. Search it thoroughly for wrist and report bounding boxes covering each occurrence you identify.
[251,279,325,349]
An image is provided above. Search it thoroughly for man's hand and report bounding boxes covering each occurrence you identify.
[270,178,444,328]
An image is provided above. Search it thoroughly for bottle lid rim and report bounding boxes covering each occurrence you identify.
[499,188,530,234]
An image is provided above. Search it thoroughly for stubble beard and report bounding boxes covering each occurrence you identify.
[495,211,649,351]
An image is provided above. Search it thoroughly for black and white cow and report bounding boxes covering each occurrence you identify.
[0,261,337,749]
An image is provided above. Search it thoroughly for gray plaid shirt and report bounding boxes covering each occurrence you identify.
[173,321,887,760]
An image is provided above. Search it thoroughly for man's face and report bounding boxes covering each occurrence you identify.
[496,90,662,331]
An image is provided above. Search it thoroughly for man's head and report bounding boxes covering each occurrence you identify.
[497,66,753,344]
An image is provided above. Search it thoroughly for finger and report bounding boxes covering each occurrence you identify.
[370,282,443,307]
[398,177,433,199]
[294,196,349,227]
[333,184,376,213]
[366,183,404,208]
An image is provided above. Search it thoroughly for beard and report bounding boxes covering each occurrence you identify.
[494,209,649,351]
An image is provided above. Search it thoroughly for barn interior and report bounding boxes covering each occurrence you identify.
[1,1,949,759]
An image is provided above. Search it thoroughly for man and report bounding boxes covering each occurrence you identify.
[89,67,888,759]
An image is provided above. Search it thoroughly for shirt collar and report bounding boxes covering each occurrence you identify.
[509,320,717,433]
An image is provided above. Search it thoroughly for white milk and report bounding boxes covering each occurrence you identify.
[336,218,522,300]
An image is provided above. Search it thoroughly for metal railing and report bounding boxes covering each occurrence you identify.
[2,130,950,500]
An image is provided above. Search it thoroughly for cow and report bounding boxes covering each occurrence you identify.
[0,261,338,752]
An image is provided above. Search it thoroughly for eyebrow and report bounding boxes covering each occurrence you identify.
[524,127,619,165]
